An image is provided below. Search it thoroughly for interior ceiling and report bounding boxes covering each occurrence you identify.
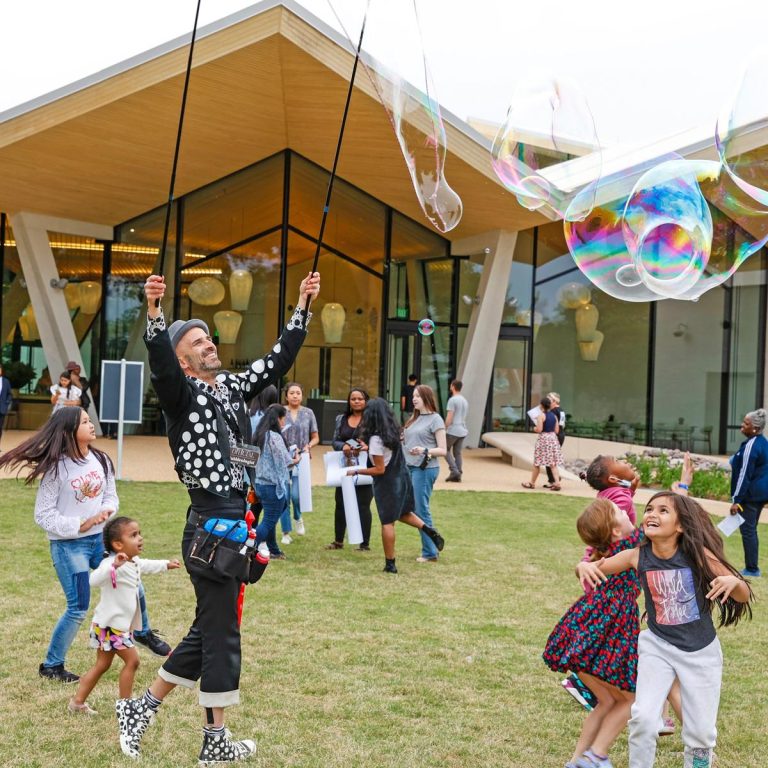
[0,5,542,249]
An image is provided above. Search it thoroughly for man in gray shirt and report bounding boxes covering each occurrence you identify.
[445,379,469,482]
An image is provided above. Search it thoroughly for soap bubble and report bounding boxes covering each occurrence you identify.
[418,318,435,336]
[327,0,462,233]
[716,53,768,207]
[565,157,768,301]
[491,77,602,220]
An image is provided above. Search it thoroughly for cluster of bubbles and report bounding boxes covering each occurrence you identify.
[491,59,768,302]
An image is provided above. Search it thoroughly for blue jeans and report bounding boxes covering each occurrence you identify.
[280,474,301,533]
[256,484,288,553]
[409,466,439,559]
[45,534,151,668]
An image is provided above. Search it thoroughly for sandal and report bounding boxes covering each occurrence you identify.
[549,484,561,491]
[324,541,344,550]
[521,482,535,489]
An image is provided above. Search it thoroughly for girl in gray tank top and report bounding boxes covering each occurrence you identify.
[577,492,752,768]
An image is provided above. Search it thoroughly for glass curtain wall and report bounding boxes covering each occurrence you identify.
[531,222,651,440]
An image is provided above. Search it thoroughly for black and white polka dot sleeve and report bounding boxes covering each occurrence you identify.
[146,312,166,340]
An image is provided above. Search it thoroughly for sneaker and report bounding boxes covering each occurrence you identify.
[257,541,270,559]
[116,697,156,759]
[562,673,596,711]
[68,697,97,715]
[561,677,589,710]
[281,534,293,545]
[415,556,438,563]
[133,629,171,657]
[39,663,79,683]
[740,568,762,578]
[424,527,445,552]
[658,717,676,736]
[271,552,287,560]
[199,729,256,765]
[294,519,305,536]
[575,749,613,768]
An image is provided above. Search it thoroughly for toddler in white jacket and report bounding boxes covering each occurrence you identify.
[69,516,179,715]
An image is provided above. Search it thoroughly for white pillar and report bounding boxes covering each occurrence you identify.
[10,212,112,430]
[455,230,518,446]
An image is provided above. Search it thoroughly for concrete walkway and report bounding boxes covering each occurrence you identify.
[1,430,761,521]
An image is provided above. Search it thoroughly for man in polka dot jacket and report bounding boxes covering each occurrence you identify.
[114,271,319,763]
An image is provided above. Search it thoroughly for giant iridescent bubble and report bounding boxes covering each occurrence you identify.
[716,54,768,208]
[491,77,602,221]
[565,158,768,301]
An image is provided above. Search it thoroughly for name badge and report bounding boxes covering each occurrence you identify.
[229,443,261,468]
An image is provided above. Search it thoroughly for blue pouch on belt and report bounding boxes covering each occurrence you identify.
[203,518,248,543]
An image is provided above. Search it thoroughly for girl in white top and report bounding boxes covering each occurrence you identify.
[69,516,179,715]
[50,370,82,413]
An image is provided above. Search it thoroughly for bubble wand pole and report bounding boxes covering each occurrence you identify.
[154,0,202,307]
[304,8,368,315]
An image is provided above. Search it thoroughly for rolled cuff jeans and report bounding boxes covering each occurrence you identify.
[409,465,439,559]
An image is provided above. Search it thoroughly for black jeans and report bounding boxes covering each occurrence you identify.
[739,500,763,572]
[160,488,247,707]
[334,485,373,546]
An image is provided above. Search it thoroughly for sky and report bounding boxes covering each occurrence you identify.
[1,0,767,149]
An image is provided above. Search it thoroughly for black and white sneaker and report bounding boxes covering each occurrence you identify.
[115,697,156,759]
[133,629,172,657]
[199,729,256,765]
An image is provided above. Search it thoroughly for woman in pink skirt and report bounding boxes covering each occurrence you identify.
[522,396,563,491]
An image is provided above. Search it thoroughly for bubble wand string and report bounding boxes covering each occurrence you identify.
[304,6,369,315]
[155,0,202,307]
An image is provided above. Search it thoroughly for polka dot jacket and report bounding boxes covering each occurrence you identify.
[144,307,310,497]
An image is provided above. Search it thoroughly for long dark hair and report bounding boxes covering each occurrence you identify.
[254,403,287,451]
[0,407,113,484]
[247,384,278,416]
[343,387,370,417]
[643,492,753,626]
[360,397,401,451]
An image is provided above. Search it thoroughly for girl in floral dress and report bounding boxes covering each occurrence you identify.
[543,498,640,768]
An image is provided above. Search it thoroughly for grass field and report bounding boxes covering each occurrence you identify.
[0,480,764,768]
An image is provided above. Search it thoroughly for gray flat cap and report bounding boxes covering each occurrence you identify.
[168,319,210,350]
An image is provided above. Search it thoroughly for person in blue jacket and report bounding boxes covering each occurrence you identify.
[729,408,768,578]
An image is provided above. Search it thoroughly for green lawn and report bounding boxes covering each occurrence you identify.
[0,481,763,768]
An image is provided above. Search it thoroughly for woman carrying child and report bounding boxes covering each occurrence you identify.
[50,370,82,413]
[578,492,753,768]
[69,516,179,714]
[348,397,444,573]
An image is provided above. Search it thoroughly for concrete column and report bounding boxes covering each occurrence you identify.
[455,230,518,446]
[10,212,112,429]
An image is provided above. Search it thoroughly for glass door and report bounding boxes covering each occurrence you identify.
[486,337,529,432]
[385,324,421,414]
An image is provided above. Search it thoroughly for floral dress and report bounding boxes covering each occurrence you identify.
[542,529,641,692]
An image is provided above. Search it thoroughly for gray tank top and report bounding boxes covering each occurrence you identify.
[638,544,716,652]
